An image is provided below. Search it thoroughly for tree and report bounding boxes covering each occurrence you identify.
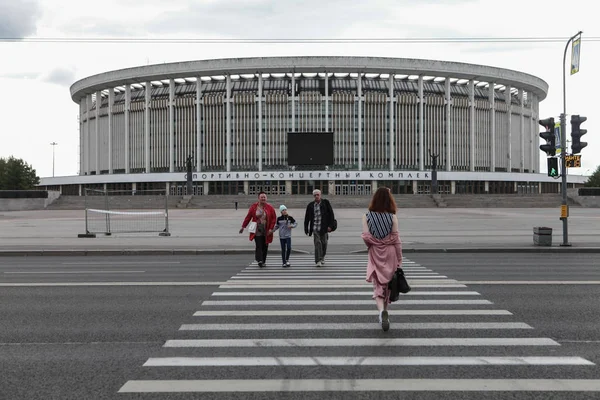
[584,165,600,187]
[0,156,40,190]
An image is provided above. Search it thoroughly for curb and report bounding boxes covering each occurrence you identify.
[0,248,312,257]
[351,247,600,254]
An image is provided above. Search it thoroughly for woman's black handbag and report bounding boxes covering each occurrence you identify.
[388,268,411,302]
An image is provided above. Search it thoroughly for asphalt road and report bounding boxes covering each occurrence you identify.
[2,254,600,400]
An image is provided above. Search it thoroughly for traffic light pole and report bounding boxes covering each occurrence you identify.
[560,31,582,247]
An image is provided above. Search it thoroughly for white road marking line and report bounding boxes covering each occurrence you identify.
[218,284,468,288]
[459,281,600,285]
[118,379,600,393]
[61,261,181,265]
[179,322,532,330]
[143,356,591,367]
[241,268,431,272]
[193,309,513,316]
[224,280,458,284]
[0,282,224,287]
[163,338,560,347]
[231,275,446,279]
[211,291,480,296]
[201,299,492,305]
[3,271,145,274]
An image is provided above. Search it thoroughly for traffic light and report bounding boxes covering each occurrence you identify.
[539,117,556,156]
[570,115,587,154]
[547,157,559,177]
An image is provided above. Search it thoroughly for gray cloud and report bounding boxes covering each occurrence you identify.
[0,0,42,38]
[0,72,40,80]
[45,0,480,40]
[59,19,142,37]
[144,0,480,38]
[40,67,77,86]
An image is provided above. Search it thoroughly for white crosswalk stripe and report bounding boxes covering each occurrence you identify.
[119,254,598,395]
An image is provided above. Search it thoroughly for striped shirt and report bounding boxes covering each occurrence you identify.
[313,202,322,232]
[366,211,394,239]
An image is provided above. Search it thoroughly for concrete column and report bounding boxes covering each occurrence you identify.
[132,182,137,195]
[124,87,131,174]
[485,181,489,193]
[145,82,151,173]
[85,95,91,175]
[226,74,231,172]
[169,78,175,173]
[196,77,202,172]
[203,181,210,195]
[79,99,85,176]
[418,76,424,171]
[328,180,335,196]
[108,88,113,174]
[519,89,524,173]
[389,74,394,170]
[325,72,329,132]
[244,180,249,195]
[412,180,417,194]
[291,73,295,132]
[489,83,496,172]
[284,180,292,195]
[451,181,456,194]
[445,79,451,172]
[469,80,475,172]
[358,73,362,170]
[78,184,82,196]
[530,94,536,173]
[372,180,378,192]
[258,74,263,171]
[506,85,512,172]
[95,91,101,174]
[165,182,170,196]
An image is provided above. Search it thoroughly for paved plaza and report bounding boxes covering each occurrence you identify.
[1,207,599,254]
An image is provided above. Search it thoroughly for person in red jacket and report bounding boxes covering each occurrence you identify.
[239,191,277,268]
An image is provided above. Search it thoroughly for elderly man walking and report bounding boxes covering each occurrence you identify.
[304,189,335,267]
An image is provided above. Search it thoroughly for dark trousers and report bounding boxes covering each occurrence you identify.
[254,235,268,264]
[313,231,328,263]
[280,238,292,263]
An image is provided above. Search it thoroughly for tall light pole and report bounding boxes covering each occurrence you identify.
[50,142,58,177]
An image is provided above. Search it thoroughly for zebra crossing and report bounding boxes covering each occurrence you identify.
[119,254,599,396]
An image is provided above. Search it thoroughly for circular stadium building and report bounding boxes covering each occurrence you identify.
[40,56,586,197]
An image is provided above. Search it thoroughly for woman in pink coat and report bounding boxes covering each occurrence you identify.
[362,187,402,332]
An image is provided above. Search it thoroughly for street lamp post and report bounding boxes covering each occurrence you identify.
[50,142,58,177]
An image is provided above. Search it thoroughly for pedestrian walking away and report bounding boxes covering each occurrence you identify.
[239,191,277,268]
[304,189,335,267]
[361,187,403,332]
[270,205,297,268]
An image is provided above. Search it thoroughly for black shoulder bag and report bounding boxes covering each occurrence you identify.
[388,268,411,302]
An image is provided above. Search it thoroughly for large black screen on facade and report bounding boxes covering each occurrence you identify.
[287,132,334,165]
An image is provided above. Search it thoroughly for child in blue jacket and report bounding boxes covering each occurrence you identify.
[270,205,297,268]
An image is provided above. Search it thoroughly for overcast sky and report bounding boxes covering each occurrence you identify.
[0,0,598,178]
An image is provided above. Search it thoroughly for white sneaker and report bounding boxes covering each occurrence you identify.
[320,259,325,265]
[316,261,322,267]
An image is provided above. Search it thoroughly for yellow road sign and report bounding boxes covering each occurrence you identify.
[561,205,569,219]
[565,154,581,168]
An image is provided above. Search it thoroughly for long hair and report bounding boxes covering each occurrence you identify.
[368,187,397,214]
